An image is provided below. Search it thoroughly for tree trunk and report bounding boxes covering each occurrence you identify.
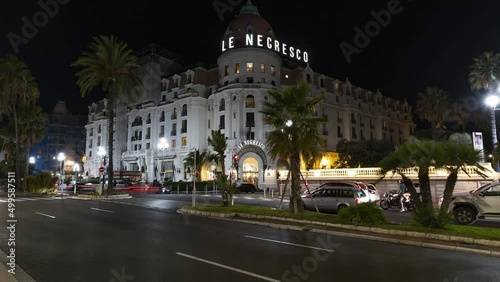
[289,151,302,214]
[440,170,458,213]
[418,166,433,208]
[402,174,422,208]
[13,103,22,192]
[24,143,31,177]
[107,96,115,193]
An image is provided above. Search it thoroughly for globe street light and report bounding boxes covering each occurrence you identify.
[73,163,80,194]
[485,94,499,149]
[157,138,168,180]
[57,152,66,191]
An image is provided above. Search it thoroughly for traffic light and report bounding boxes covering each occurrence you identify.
[233,153,239,167]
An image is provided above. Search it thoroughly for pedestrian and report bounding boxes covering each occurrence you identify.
[399,179,407,212]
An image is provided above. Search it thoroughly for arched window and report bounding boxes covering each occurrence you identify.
[245,95,255,108]
[219,99,226,111]
[182,104,187,116]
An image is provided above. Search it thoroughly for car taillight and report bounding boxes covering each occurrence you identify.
[355,198,359,205]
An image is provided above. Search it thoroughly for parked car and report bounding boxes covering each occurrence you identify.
[236,183,257,193]
[445,182,500,225]
[356,182,380,202]
[301,183,369,213]
[161,183,172,194]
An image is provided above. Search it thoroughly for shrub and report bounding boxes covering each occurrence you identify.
[23,172,58,193]
[412,206,452,229]
[338,202,387,226]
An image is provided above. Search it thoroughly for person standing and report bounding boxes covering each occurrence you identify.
[399,180,407,212]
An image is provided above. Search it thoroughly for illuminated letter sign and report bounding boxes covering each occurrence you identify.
[223,35,309,63]
[237,140,266,150]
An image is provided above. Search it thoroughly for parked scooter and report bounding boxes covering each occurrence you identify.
[379,190,416,211]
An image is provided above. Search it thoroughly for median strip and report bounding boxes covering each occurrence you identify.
[175,252,280,282]
[35,212,55,219]
[244,235,335,253]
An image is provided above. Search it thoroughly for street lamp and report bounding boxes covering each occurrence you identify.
[192,148,197,207]
[73,163,80,194]
[97,146,106,192]
[157,138,168,180]
[486,95,499,171]
[57,152,65,191]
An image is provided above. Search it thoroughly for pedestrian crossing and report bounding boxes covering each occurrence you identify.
[0,197,63,203]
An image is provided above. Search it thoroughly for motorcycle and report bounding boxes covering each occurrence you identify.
[379,190,416,211]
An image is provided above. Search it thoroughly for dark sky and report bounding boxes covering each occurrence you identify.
[2,0,500,122]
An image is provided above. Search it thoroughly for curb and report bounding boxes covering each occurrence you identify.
[180,208,500,256]
[70,194,133,200]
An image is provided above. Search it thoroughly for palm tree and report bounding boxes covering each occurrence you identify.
[416,86,449,128]
[379,137,440,208]
[183,149,211,186]
[0,54,40,191]
[17,105,47,176]
[207,129,232,205]
[72,34,142,192]
[468,51,500,92]
[435,133,488,212]
[260,81,326,214]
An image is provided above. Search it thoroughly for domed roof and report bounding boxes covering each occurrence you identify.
[223,0,275,47]
[52,101,69,115]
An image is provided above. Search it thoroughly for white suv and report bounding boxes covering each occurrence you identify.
[447,182,500,225]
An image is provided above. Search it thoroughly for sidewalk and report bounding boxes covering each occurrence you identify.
[0,248,36,282]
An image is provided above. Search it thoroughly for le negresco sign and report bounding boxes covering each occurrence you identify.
[222,34,309,63]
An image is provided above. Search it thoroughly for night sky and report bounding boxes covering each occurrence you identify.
[2,0,500,129]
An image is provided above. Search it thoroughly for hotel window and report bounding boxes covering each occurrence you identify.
[247,77,254,83]
[181,120,187,133]
[245,95,255,108]
[271,65,276,76]
[171,123,176,136]
[261,78,265,83]
[235,63,240,74]
[182,137,187,146]
[208,120,211,129]
[146,143,150,149]
[246,112,255,128]
[219,99,225,111]
[337,126,343,138]
[219,115,225,129]
[159,125,164,137]
[172,140,176,148]
[246,62,254,72]
[306,74,311,83]
[261,63,265,73]
[182,104,187,116]
[225,65,229,76]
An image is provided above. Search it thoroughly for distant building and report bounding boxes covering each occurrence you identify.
[84,1,415,189]
[31,101,87,174]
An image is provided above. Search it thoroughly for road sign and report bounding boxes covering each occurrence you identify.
[99,167,105,173]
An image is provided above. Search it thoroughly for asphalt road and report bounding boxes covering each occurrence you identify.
[0,195,500,282]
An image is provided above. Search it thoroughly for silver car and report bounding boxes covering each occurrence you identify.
[448,182,500,225]
[301,184,369,213]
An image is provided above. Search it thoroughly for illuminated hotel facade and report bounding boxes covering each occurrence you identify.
[84,1,415,189]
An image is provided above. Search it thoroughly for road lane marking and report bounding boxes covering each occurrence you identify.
[35,212,56,219]
[18,198,37,201]
[90,207,115,213]
[175,252,280,282]
[244,235,335,253]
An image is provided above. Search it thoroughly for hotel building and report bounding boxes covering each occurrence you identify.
[84,1,415,189]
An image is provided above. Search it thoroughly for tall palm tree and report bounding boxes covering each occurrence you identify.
[416,86,449,128]
[17,105,47,175]
[72,34,142,192]
[183,149,211,182]
[468,51,500,92]
[435,133,488,212]
[260,81,326,214]
[0,54,40,191]
[207,130,232,205]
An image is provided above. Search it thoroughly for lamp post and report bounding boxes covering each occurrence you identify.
[57,152,65,192]
[157,138,168,181]
[192,148,197,207]
[73,163,80,194]
[486,95,499,171]
[97,146,106,193]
